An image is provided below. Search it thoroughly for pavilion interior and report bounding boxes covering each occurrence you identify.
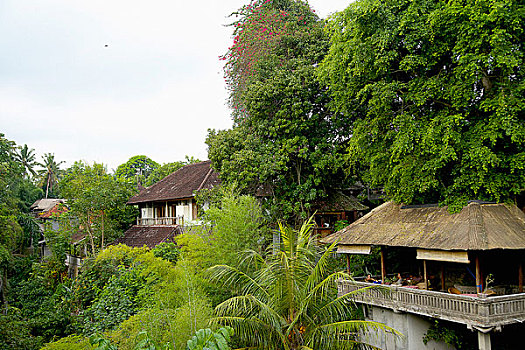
[350,246,524,295]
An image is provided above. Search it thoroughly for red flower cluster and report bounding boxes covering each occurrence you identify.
[221,0,318,118]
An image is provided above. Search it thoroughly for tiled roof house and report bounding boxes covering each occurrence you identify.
[115,160,220,248]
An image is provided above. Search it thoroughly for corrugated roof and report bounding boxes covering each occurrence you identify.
[127,160,220,204]
[321,201,525,251]
[113,225,182,248]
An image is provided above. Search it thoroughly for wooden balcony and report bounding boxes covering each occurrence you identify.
[137,216,184,226]
[339,280,525,330]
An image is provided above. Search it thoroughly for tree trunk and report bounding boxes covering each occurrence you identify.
[101,211,105,249]
[45,171,51,198]
[84,214,96,255]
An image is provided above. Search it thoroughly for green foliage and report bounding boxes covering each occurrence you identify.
[153,242,180,264]
[423,320,472,350]
[208,217,400,349]
[201,188,266,266]
[83,266,142,334]
[37,153,65,198]
[115,155,160,185]
[61,161,137,254]
[41,334,93,350]
[15,144,38,178]
[186,327,233,350]
[9,262,75,344]
[74,245,144,309]
[210,0,354,220]
[75,244,213,345]
[178,191,266,306]
[90,334,118,350]
[0,308,44,350]
[110,303,212,350]
[0,133,43,306]
[319,0,525,208]
[333,220,349,232]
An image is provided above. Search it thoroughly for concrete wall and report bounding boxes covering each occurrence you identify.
[362,306,456,350]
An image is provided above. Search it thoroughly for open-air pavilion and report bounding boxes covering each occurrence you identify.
[321,201,525,350]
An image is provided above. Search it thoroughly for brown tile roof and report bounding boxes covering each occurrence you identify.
[113,225,182,248]
[127,160,220,204]
[321,201,525,251]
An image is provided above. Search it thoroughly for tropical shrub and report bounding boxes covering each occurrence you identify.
[40,334,93,350]
[209,218,400,349]
[186,327,233,350]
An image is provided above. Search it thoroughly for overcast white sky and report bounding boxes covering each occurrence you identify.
[1,0,351,172]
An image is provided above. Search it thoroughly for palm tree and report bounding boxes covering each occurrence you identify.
[37,153,65,198]
[209,218,400,350]
[15,144,37,178]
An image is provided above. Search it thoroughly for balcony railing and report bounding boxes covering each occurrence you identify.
[339,280,525,329]
[137,216,184,226]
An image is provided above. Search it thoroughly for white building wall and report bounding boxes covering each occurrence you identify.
[362,306,456,350]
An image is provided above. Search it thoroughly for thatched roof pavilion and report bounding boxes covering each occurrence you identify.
[322,201,525,250]
[322,201,525,293]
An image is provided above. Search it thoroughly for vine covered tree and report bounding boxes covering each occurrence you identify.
[319,0,525,209]
[208,0,353,220]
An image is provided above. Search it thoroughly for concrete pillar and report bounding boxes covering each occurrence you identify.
[477,331,491,350]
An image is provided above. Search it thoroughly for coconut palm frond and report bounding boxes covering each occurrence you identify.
[210,316,287,350]
[238,249,269,270]
[208,264,269,298]
[312,320,403,339]
[215,295,286,331]
[210,217,398,350]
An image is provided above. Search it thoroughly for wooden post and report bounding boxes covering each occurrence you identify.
[519,262,523,293]
[441,264,445,291]
[380,247,386,283]
[346,254,351,275]
[476,255,482,293]
[423,260,428,290]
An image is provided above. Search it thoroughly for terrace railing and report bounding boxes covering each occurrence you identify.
[137,216,184,226]
[339,280,525,329]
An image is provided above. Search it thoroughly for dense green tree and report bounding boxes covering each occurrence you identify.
[208,0,353,220]
[115,155,159,185]
[319,0,525,209]
[209,218,398,349]
[60,162,137,254]
[0,134,26,304]
[37,153,65,198]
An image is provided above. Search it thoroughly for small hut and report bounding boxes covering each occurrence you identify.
[311,191,368,237]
